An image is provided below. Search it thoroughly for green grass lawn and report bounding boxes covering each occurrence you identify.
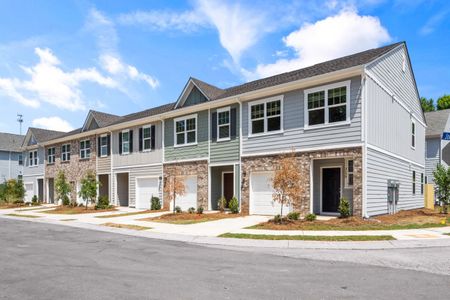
[219,233,395,241]
[6,213,41,218]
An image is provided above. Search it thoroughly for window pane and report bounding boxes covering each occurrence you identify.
[123,143,129,153]
[176,133,184,145]
[86,149,91,158]
[267,100,280,116]
[67,153,70,161]
[348,160,354,172]
[329,105,346,123]
[101,146,107,156]
[186,118,196,130]
[218,111,229,125]
[251,104,264,119]
[252,119,264,134]
[122,132,129,142]
[308,91,325,109]
[144,139,151,149]
[187,131,196,143]
[143,127,151,138]
[308,109,325,126]
[348,174,353,186]
[328,87,346,106]
[101,136,107,146]
[219,125,230,139]
[176,121,185,133]
[267,116,281,132]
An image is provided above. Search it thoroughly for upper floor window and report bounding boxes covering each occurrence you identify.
[121,130,130,154]
[80,140,91,159]
[29,150,38,166]
[100,135,108,157]
[175,115,197,146]
[249,97,282,135]
[61,144,70,162]
[217,107,230,141]
[305,81,350,127]
[47,147,56,164]
[18,154,23,166]
[411,120,416,149]
[142,126,152,151]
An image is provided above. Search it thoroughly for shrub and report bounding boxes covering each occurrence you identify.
[13,199,24,205]
[217,196,227,212]
[62,195,70,206]
[338,197,351,218]
[31,195,38,205]
[287,211,300,220]
[273,214,282,224]
[197,206,204,214]
[175,206,182,213]
[188,207,196,214]
[229,197,239,214]
[151,196,161,210]
[1,179,25,203]
[305,213,316,221]
[96,196,111,210]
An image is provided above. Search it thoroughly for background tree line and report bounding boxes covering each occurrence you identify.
[421,95,450,112]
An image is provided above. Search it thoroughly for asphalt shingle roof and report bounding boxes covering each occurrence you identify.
[425,109,450,137]
[90,110,122,128]
[29,128,66,143]
[0,132,24,152]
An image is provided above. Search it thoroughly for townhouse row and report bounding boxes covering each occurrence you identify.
[21,42,426,217]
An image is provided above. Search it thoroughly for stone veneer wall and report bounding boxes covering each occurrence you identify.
[45,136,97,202]
[241,147,363,216]
[163,160,208,209]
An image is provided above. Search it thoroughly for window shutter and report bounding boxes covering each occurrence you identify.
[107,135,111,156]
[119,132,122,155]
[97,137,101,155]
[212,112,217,141]
[139,128,143,152]
[129,130,134,152]
[151,125,156,150]
[231,108,237,137]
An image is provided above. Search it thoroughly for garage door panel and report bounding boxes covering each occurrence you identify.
[174,176,197,211]
[24,183,34,202]
[136,177,159,209]
[250,172,290,216]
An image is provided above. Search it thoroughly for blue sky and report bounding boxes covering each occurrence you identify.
[0,0,449,134]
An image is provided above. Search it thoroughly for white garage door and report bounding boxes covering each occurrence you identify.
[24,183,34,203]
[174,176,197,211]
[136,177,159,209]
[250,172,289,215]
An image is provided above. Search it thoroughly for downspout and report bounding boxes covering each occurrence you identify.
[237,97,243,212]
[161,118,165,209]
[109,131,114,206]
[207,107,211,210]
[361,72,369,218]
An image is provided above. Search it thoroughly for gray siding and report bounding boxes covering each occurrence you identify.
[241,76,362,155]
[97,155,111,174]
[0,151,22,181]
[112,121,163,167]
[366,45,423,121]
[366,147,424,216]
[425,138,440,184]
[164,110,209,161]
[366,77,425,164]
[23,147,45,177]
[210,104,240,164]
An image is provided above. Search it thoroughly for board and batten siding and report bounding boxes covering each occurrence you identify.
[366,77,425,164]
[112,121,163,168]
[241,76,362,155]
[164,110,209,161]
[425,138,440,184]
[366,147,424,216]
[366,45,423,121]
[210,104,240,164]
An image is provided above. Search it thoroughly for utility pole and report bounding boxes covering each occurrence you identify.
[17,114,23,135]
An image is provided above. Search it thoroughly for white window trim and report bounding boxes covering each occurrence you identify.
[411,119,416,150]
[174,114,198,147]
[248,95,284,137]
[412,170,416,195]
[345,158,354,188]
[61,144,70,162]
[217,106,231,142]
[304,80,351,129]
[47,147,56,164]
[100,134,108,157]
[142,125,152,152]
[121,130,130,155]
[29,150,38,167]
[80,139,91,159]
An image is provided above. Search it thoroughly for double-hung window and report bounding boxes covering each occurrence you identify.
[47,147,55,164]
[61,144,70,162]
[411,120,416,149]
[29,150,38,166]
[412,171,416,195]
[18,154,23,166]
[175,115,197,146]
[217,107,230,141]
[142,126,152,151]
[121,131,130,154]
[100,135,108,157]
[80,140,91,159]
[249,97,282,135]
[346,159,354,188]
[305,81,350,127]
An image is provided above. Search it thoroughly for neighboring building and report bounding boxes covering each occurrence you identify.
[22,128,66,202]
[31,41,424,217]
[0,132,24,182]
[424,109,450,184]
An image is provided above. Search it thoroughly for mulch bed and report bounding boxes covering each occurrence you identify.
[41,206,117,215]
[141,212,242,224]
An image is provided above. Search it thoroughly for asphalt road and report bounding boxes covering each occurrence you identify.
[1,218,449,300]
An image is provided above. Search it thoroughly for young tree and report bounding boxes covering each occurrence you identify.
[4,179,25,203]
[163,174,186,213]
[433,164,450,213]
[78,170,99,210]
[55,170,71,206]
[272,150,302,220]
[420,97,435,112]
[437,95,450,111]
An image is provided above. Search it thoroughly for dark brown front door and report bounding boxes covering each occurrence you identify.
[223,173,234,205]
[322,168,341,213]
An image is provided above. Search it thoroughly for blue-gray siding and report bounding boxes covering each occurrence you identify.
[241,76,362,155]
[0,151,22,181]
[210,104,240,164]
[184,86,208,107]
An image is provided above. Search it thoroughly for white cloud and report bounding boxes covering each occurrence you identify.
[32,116,74,132]
[246,8,391,80]
[0,47,117,111]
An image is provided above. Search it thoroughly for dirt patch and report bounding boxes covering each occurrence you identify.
[251,209,450,231]
[0,203,38,209]
[41,206,117,215]
[102,223,151,231]
[96,209,168,219]
[141,212,242,225]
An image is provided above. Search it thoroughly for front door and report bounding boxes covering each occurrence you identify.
[223,172,234,206]
[322,168,341,213]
